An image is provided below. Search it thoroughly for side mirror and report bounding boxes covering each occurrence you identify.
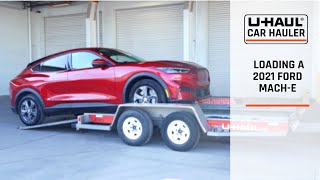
[92,59,108,68]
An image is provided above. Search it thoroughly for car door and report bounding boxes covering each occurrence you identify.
[37,53,70,106]
[66,51,116,104]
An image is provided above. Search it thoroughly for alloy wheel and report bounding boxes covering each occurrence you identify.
[20,99,38,123]
[133,85,158,103]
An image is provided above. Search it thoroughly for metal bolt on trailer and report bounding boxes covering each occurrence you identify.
[19,103,297,151]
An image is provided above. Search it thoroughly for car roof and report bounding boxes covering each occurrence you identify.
[45,47,120,60]
[52,47,118,54]
[27,47,118,68]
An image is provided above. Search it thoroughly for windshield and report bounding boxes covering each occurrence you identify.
[98,49,144,63]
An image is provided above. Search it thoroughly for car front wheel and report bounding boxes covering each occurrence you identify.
[128,79,167,103]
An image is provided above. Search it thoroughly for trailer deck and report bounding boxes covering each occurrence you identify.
[18,102,297,151]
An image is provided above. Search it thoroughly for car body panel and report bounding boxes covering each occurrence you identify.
[66,67,117,103]
[10,48,210,115]
[11,69,69,107]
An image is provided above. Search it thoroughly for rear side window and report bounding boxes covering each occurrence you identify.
[71,52,100,69]
[32,64,41,72]
[41,54,68,72]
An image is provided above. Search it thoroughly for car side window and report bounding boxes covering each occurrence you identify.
[71,52,101,69]
[41,54,68,72]
[32,64,41,72]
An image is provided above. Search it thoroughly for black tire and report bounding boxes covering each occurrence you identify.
[17,94,45,126]
[128,79,167,103]
[117,109,153,146]
[161,111,200,151]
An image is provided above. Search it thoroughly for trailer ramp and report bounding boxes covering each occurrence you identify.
[19,119,77,130]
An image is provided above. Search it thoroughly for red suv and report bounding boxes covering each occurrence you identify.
[10,48,210,125]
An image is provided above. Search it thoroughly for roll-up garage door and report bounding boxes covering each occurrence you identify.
[116,4,184,60]
[208,1,230,97]
[45,13,86,55]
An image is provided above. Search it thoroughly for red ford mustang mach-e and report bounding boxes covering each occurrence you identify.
[10,48,210,125]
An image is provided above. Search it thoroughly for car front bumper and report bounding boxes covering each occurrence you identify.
[171,87,210,102]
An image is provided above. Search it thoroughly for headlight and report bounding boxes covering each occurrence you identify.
[156,67,190,73]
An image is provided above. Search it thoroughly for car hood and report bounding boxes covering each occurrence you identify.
[132,60,205,70]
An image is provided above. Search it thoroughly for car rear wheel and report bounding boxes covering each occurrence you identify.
[128,79,167,103]
[18,94,45,126]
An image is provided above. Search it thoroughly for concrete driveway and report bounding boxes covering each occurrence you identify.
[0,96,230,180]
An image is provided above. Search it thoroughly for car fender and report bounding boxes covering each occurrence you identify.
[122,72,170,102]
[15,88,45,108]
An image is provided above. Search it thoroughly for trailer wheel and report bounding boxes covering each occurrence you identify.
[117,109,153,146]
[161,111,200,151]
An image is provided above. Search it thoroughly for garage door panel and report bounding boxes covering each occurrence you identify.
[116,4,183,60]
[45,14,86,55]
[45,16,85,26]
[45,26,85,33]
[208,1,230,97]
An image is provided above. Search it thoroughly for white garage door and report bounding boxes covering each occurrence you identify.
[208,1,230,97]
[45,13,86,55]
[0,6,29,95]
[116,4,184,60]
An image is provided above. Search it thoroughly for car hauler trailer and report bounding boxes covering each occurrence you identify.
[19,102,299,151]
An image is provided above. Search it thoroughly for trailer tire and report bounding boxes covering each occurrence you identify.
[117,109,153,146]
[161,111,200,151]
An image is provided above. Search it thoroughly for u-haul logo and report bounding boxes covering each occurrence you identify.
[244,14,308,44]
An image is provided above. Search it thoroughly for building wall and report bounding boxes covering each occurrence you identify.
[31,2,87,59]
[98,1,207,67]
[0,1,228,96]
[98,1,181,48]
[31,1,200,64]
[29,1,213,67]
[2,1,318,98]
[37,2,87,17]
[31,12,45,60]
[0,6,29,95]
